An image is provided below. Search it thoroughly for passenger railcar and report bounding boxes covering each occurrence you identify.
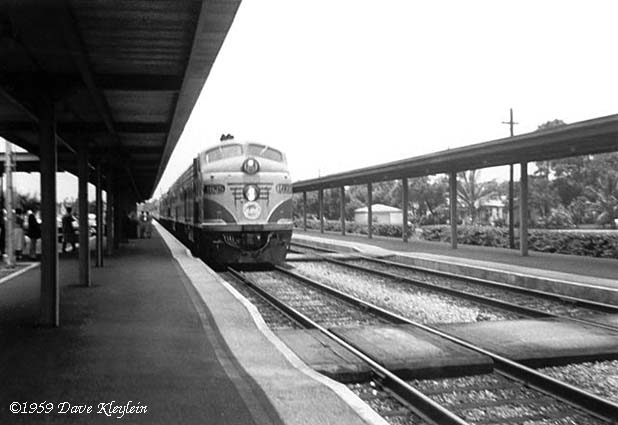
[158,140,293,267]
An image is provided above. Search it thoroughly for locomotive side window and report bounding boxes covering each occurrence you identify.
[203,144,242,163]
[246,144,283,162]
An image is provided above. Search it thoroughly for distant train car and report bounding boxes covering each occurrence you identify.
[158,140,293,267]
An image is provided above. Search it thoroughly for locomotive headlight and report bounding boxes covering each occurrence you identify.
[243,184,260,201]
[242,157,260,174]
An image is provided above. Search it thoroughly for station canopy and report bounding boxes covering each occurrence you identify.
[0,0,241,200]
[293,113,618,192]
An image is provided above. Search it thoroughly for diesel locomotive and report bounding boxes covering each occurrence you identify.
[158,139,293,267]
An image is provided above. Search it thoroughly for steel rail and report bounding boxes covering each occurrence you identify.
[274,266,618,423]
[289,243,618,332]
[291,240,618,314]
[357,254,618,314]
[226,267,469,425]
[220,271,303,329]
[328,256,618,333]
[325,257,551,319]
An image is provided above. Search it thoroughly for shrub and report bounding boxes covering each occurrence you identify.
[294,218,413,239]
[527,230,618,258]
[419,225,618,258]
[294,219,618,258]
[538,207,576,229]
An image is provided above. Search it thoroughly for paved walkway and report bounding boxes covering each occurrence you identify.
[0,234,283,424]
[294,230,618,287]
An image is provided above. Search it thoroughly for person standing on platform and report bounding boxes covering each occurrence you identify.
[14,208,25,261]
[145,212,153,238]
[138,211,148,238]
[27,210,41,260]
[0,209,5,257]
[62,206,77,253]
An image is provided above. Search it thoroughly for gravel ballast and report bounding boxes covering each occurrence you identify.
[346,259,608,322]
[225,265,614,425]
[409,374,607,425]
[244,270,387,327]
[347,381,429,425]
[539,360,618,403]
[222,272,301,329]
[291,262,520,324]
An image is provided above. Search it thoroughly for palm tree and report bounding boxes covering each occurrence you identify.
[587,173,618,228]
[457,170,497,224]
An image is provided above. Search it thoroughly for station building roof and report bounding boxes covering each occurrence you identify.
[293,113,618,192]
[355,204,402,213]
[0,0,241,201]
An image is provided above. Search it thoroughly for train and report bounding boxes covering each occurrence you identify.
[158,138,293,268]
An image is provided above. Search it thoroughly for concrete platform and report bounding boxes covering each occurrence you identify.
[292,233,392,257]
[437,319,618,367]
[292,231,618,305]
[329,325,494,379]
[0,225,387,425]
[274,329,371,382]
[286,253,321,261]
[2,235,282,424]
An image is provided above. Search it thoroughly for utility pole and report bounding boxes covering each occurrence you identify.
[4,139,15,268]
[502,108,518,249]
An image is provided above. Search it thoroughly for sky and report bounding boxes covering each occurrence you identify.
[7,1,618,200]
[0,142,97,203]
[154,0,618,197]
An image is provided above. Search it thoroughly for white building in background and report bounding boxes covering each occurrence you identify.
[354,204,403,225]
[474,197,508,225]
[479,198,506,222]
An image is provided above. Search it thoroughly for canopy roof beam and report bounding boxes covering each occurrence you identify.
[0,121,170,134]
[0,86,77,156]
[57,0,142,200]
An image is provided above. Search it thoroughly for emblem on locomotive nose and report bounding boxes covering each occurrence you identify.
[243,201,261,219]
[242,157,260,174]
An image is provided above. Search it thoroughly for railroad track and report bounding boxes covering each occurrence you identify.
[223,266,618,425]
[225,267,464,425]
[289,241,618,332]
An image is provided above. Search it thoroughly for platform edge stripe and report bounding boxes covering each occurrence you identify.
[0,262,41,286]
[154,222,390,425]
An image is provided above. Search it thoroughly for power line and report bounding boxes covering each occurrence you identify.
[502,108,518,249]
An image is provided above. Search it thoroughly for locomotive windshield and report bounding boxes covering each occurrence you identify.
[203,144,243,163]
[246,144,283,162]
[202,143,284,163]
